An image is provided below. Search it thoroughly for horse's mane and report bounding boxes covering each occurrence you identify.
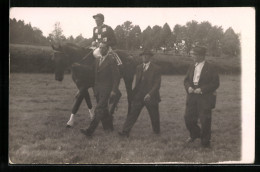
[59,43,137,66]
[61,42,92,58]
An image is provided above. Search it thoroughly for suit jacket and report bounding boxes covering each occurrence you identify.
[184,61,220,109]
[94,53,120,96]
[132,62,161,104]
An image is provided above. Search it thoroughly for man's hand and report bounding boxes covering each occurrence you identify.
[188,87,194,94]
[144,94,151,102]
[194,88,202,94]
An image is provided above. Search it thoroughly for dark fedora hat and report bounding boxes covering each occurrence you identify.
[93,13,104,21]
[139,49,154,56]
[192,45,207,56]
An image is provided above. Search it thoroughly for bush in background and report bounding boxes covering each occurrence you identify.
[10,44,240,75]
[10,44,54,73]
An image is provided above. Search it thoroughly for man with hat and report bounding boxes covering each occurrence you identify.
[91,13,122,65]
[184,45,220,148]
[118,49,161,137]
[80,42,120,137]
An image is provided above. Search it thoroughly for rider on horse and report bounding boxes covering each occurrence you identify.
[91,13,122,66]
[65,14,124,128]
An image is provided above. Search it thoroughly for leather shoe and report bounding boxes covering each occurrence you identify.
[80,129,92,137]
[201,142,211,148]
[118,131,129,138]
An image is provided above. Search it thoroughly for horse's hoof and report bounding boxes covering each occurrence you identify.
[66,125,72,128]
[67,115,75,126]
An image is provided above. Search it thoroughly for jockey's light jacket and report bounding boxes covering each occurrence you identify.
[92,24,117,47]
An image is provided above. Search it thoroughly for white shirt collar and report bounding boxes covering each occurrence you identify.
[143,61,150,67]
[143,61,151,66]
[195,60,205,67]
[143,61,151,71]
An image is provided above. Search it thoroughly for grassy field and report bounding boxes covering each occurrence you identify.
[9,73,241,164]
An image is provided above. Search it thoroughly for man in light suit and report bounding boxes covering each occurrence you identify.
[119,50,161,137]
[80,42,120,137]
[184,45,220,148]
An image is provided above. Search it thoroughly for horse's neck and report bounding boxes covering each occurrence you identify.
[68,49,94,65]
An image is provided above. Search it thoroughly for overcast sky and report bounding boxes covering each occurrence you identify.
[10,7,254,39]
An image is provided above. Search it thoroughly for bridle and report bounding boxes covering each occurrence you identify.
[53,45,95,70]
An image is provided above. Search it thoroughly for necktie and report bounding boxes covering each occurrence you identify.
[143,64,146,71]
[99,57,104,66]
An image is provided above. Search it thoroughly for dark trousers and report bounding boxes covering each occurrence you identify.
[71,88,92,114]
[184,94,212,145]
[87,90,113,134]
[122,101,160,134]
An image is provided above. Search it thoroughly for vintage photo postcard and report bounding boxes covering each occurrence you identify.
[9,7,255,164]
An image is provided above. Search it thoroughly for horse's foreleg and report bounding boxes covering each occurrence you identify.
[66,90,84,127]
[72,90,85,114]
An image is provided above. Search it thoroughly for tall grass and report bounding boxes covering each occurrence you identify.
[9,73,241,164]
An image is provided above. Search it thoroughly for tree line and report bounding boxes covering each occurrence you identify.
[10,18,240,57]
[10,18,49,45]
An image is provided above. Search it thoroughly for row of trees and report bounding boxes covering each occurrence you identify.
[9,19,92,47]
[115,20,240,56]
[10,18,240,57]
[10,18,49,45]
[46,22,93,46]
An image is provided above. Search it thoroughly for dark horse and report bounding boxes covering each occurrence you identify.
[51,43,137,127]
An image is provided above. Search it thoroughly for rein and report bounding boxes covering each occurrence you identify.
[78,48,94,64]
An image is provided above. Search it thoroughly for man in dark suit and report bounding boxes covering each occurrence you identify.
[119,50,161,137]
[184,45,220,148]
[80,42,120,137]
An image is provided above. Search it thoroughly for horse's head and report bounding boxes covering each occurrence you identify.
[51,43,95,82]
[51,44,71,81]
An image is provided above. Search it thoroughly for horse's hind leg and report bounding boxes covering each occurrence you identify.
[66,89,84,127]
[83,90,94,120]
